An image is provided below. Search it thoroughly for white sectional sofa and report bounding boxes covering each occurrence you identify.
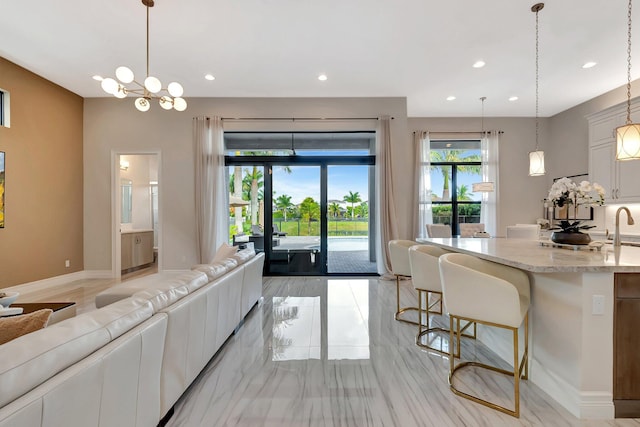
[0,249,264,427]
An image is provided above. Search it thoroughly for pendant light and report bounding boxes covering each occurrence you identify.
[98,0,187,112]
[472,97,495,192]
[615,0,640,160]
[529,3,545,176]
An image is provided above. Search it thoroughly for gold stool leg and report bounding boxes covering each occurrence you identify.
[448,315,528,418]
[394,274,420,326]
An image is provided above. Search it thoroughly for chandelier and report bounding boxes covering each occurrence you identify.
[529,3,545,176]
[98,0,187,112]
[615,0,640,160]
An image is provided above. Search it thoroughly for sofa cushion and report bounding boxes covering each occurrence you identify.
[0,309,53,345]
[210,243,237,264]
[231,248,256,265]
[95,271,208,309]
[191,262,229,282]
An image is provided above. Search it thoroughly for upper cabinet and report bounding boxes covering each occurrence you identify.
[588,100,640,203]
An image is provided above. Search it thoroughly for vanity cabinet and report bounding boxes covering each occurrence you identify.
[588,100,640,203]
[614,273,640,417]
[121,230,154,271]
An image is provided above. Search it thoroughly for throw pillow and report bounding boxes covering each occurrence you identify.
[210,242,238,264]
[0,308,53,345]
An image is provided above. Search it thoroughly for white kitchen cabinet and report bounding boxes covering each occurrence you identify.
[588,100,640,203]
[121,230,154,271]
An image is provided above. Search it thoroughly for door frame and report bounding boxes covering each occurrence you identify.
[111,150,162,279]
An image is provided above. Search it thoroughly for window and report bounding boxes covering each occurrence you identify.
[421,139,483,236]
[0,88,9,128]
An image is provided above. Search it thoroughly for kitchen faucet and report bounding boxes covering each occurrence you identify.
[614,207,635,247]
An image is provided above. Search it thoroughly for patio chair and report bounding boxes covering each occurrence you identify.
[251,224,264,236]
[273,224,288,237]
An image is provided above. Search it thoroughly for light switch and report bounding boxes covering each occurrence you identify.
[592,295,605,315]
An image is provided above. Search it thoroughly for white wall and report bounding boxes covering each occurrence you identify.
[84,97,408,272]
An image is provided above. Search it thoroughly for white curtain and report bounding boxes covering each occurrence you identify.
[415,131,432,239]
[480,131,499,236]
[375,116,399,275]
[194,116,227,264]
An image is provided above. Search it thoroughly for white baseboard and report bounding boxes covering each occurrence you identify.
[531,359,615,419]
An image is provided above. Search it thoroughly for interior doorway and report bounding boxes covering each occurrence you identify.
[113,152,161,279]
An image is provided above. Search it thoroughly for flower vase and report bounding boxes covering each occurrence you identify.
[550,231,592,245]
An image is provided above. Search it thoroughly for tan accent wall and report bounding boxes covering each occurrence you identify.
[0,57,83,288]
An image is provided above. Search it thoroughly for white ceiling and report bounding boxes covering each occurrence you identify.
[0,0,634,117]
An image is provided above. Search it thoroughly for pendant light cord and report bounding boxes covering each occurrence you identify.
[535,4,541,152]
[627,0,633,125]
[146,5,150,79]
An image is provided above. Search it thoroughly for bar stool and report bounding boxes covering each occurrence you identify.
[409,245,476,355]
[388,240,419,326]
[439,253,530,418]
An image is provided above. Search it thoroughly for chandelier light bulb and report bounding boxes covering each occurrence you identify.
[173,97,187,111]
[114,86,127,99]
[144,76,162,93]
[115,66,135,83]
[167,82,184,97]
[135,97,151,112]
[159,96,173,110]
[101,77,118,95]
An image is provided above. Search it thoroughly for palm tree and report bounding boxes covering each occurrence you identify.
[243,168,263,225]
[298,197,320,235]
[343,191,362,219]
[430,150,481,199]
[355,201,369,218]
[457,184,473,201]
[328,202,341,218]
[275,194,294,222]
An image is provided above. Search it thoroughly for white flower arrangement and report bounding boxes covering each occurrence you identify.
[547,177,605,233]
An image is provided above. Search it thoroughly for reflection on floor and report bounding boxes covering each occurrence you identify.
[166,277,635,427]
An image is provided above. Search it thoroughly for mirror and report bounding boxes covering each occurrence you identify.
[121,179,132,223]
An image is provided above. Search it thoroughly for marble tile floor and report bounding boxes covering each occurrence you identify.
[166,276,640,427]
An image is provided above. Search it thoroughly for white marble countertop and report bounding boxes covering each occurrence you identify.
[416,237,640,273]
[121,229,154,234]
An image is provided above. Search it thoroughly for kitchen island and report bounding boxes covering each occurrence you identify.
[417,237,640,419]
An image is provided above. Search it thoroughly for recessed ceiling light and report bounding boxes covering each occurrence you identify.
[446,96,456,101]
[473,60,486,68]
[509,96,519,101]
[92,75,103,81]
[582,61,597,69]
[205,74,215,81]
[318,74,328,81]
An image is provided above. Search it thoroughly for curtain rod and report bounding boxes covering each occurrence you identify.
[221,117,394,121]
[418,130,504,134]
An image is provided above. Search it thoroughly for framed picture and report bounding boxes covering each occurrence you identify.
[552,173,594,221]
[0,151,4,228]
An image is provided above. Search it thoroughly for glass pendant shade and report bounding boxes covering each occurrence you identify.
[101,77,118,95]
[159,96,173,110]
[167,82,184,97]
[113,86,127,99]
[144,76,162,93]
[529,150,545,176]
[173,97,187,111]
[135,97,150,112]
[616,123,640,160]
[115,66,135,83]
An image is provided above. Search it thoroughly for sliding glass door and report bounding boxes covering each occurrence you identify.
[225,131,377,276]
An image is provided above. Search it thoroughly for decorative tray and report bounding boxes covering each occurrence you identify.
[538,240,603,251]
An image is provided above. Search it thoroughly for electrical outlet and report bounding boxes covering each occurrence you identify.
[65,259,70,268]
[592,295,605,315]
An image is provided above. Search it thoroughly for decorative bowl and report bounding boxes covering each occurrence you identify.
[0,292,19,307]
